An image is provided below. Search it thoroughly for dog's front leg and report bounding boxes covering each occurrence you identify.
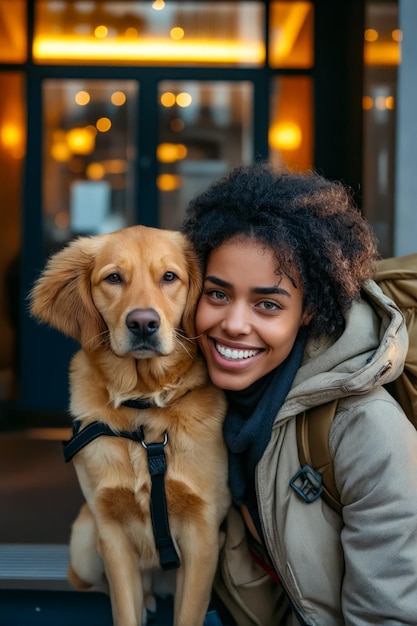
[174,526,221,626]
[98,527,145,626]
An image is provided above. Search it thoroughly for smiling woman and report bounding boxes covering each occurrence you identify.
[182,160,417,625]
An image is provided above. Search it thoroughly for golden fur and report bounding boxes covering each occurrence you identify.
[30,225,230,626]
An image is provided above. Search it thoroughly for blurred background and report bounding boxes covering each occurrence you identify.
[0,0,416,605]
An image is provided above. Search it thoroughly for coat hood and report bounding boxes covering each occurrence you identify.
[279,279,409,419]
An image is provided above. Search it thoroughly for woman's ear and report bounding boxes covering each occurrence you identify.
[180,238,202,340]
[301,305,314,328]
[29,236,108,351]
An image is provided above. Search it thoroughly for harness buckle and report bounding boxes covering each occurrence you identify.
[141,431,168,449]
[290,465,323,504]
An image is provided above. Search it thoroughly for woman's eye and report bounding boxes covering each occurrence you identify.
[104,273,122,284]
[162,271,178,283]
[208,289,227,301]
[259,300,280,311]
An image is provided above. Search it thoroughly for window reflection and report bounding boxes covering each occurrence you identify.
[0,0,27,63]
[34,1,264,66]
[269,76,313,172]
[158,81,253,229]
[269,1,314,69]
[42,80,138,248]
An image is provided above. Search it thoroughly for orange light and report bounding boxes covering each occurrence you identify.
[269,122,302,151]
[94,25,108,39]
[157,174,181,191]
[157,143,187,163]
[96,117,112,132]
[364,42,400,65]
[66,127,96,154]
[75,91,90,106]
[111,91,126,106]
[170,27,185,41]
[0,123,22,149]
[33,37,265,65]
[364,29,378,42]
[86,162,106,180]
[362,95,373,110]
[160,92,176,107]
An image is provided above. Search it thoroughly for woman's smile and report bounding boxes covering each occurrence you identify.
[195,236,308,391]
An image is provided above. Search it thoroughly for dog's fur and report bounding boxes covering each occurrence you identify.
[30,225,231,626]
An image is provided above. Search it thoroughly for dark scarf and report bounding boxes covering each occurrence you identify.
[223,332,307,508]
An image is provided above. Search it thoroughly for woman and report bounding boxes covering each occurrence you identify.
[182,161,417,625]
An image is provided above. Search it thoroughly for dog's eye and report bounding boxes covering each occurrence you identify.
[162,271,178,283]
[105,273,122,284]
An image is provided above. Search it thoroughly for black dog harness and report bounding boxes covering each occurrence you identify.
[63,398,180,571]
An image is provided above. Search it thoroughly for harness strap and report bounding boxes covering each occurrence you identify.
[144,437,180,570]
[62,401,180,571]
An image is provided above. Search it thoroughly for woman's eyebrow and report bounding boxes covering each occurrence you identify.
[253,286,291,297]
[204,275,231,289]
[204,275,290,297]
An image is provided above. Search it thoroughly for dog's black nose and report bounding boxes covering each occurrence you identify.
[126,308,160,337]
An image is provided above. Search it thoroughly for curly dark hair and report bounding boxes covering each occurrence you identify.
[182,161,378,338]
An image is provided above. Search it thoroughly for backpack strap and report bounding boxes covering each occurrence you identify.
[296,400,342,514]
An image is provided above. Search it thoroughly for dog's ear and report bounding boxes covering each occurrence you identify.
[29,236,107,350]
[181,238,202,339]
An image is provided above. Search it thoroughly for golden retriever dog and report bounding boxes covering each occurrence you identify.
[30,225,231,626]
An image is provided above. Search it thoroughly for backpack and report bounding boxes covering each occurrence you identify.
[295,252,417,515]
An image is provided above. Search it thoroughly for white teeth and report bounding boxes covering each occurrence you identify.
[215,343,259,360]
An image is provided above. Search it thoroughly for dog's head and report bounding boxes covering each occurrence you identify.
[29,226,202,358]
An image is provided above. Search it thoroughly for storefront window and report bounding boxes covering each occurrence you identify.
[157,80,253,229]
[42,80,138,248]
[34,1,264,67]
[269,1,314,69]
[362,1,399,256]
[269,76,313,171]
[0,72,25,401]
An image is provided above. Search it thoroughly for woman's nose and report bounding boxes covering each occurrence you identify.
[220,302,251,336]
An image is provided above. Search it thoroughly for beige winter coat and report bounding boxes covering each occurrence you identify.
[214,280,417,625]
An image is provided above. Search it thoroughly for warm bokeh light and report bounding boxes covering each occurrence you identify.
[364,28,379,42]
[102,159,127,174]
[96,117,112,132]
[176,92,192,107]
[50,141,71,162]
[362,95,373,110]
[75,91,90,106]
[386,96,395,110]
[268,121,302,151]
[392,29,402,42]
[375,95,387,110]
[152,0,165,10]
[161,92,176,107]
[157,143,187,163]
[33,38,265,65]
[125,28,138,39]
[66,127,96,154]
[170,27,185,41]
[0,123,23,149]
[157,174,181,191]
[94,25,108,39]
[86,162,106,180]
[111,91,126,106]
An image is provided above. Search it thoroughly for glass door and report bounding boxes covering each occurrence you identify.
[21,75,255,413]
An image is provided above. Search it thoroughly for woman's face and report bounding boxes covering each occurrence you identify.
[195,236,308,391]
